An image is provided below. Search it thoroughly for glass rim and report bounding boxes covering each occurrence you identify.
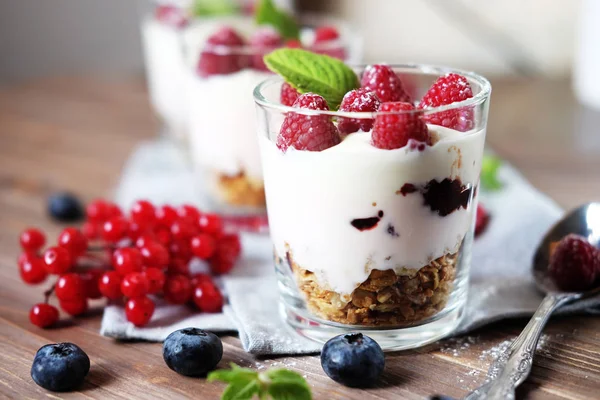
[253,63,492,118]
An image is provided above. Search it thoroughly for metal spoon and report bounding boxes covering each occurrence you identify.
[465,202,600,400]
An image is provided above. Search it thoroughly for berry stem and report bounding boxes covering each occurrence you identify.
[87,244,117,252]
[43,282,56,303]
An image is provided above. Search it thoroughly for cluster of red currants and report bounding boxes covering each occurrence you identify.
[19,199,241,329]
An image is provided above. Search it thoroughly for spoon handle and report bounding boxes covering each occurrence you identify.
[465,293,574,400]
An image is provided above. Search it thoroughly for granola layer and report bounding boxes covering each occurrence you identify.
[288,251,458,327]
[214,172,266,207]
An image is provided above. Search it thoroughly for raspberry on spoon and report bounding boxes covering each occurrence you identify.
[277,93,341,152]
[372,102,430,150]
[361,65,411,103]
[337,88,381,135]
[418,73,474,131]
[548,234,600,292]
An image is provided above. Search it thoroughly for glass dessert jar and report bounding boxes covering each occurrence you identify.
[254,65,491,350]
[183,15,360,215]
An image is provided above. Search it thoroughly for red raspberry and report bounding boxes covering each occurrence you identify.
[193,281,223,313]
[337,88,381,134]
[475,204,490,237]
[361,65,411,103]
[418,73,474,132]
[29,303,59,328]
[250,27,283,71]
[314,26,340,42]
[285,39,302,48]
[197,26,249,77]
[280,82,300,106]
[125,296,155,327]
[372,102,430,150]
[155,5,188,28]
[277,93,341,152]
[549,234,600,292]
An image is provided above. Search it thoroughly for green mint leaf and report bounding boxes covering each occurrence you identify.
[208,363,258,384]
[264,48,359,110]
[267,381,312,400]
[255,0,300,40]
[265,369,307,384]
[480,154,503,191]
[221,380,261,400]
[193,0,238,16]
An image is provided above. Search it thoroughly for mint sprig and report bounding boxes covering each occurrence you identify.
[264,48,359,110]
[193,0,238,16]
[480,154,503,191]
[208,363,312,400]
[255,0,300,40]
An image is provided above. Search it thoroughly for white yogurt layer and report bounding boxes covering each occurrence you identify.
[141,17,188,137]
[260,126,486,296]
[187,69,271,181]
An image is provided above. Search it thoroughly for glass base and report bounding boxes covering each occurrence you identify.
[281,300,465,351]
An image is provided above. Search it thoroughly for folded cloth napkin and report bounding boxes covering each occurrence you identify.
[101,140,600,355]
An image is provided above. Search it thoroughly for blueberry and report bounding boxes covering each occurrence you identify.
[31,342,90,392]
[47,192,84,222]
[163,328,223,377]
[321,332,385,388]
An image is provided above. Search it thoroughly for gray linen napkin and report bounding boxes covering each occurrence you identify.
[101,139,599,355]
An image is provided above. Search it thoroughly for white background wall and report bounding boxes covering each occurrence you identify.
[0,0,580,82]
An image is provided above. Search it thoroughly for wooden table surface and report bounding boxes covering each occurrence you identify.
[1,76,599,400]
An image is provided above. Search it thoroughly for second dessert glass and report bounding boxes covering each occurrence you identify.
[254,65,491,350]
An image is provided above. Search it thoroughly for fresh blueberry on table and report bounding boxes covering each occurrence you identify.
[163,328,223,377]
[320,332,385,387]
[30,342,90,392]
[47,192,84,222]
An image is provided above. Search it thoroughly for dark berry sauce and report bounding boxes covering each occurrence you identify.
[422,178,472,216]
[351,210,384,231]
[397,183,417,196]
[387,224,399,237]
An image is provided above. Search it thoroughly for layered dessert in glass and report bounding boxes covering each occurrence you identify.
[182,12,359,211]
[254,52,491,349]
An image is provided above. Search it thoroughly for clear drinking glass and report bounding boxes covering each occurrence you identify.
[183,14,360,217]
[254,65,491,350]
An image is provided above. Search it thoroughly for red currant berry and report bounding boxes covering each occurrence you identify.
[125,296,155,326]
[120,272,150,298]
[128,222,152,241]
[163,274,192,304]
[176,204,201,224]
[169,240,193,262]
[209,234,241,275]
[144,267,165,294]
[102,216,129,243]
[154,227,171,247]
[191,273,213,287]
[59,298,88,316]
[155,205,178,227]
[82,221,100,240]
[19,228,46,252]
[107,202,123,218]
[80,269,103,299]
[209,256,235,275]
[140,241,169,268]
[170,221,197,241]
[57,227,88,258]
[55,273,86,301]
[99,271,123,300]
[19,256,48,284]
[131,200,156,228]
[191,233,216,259]
[86,199,110,222]
[112,247,143,275]
[198,214,223,235]
[193,281,223,313]
[29,303,59,328]
[18,252,34,268]
[167,257,190,275]
[43,246,72,274]
[135,233,156,248]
